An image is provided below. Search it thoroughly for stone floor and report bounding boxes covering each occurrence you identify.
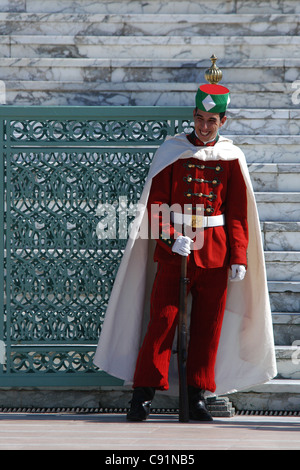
[0,412,299,451]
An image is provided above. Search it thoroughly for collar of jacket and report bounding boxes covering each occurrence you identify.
[187,131,219,147]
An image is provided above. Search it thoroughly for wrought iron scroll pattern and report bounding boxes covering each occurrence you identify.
[0,108,193,382]
[9,120,172,143]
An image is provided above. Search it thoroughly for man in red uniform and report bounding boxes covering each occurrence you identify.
[127,83,249,421]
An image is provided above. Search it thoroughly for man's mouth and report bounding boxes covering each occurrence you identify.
[199,130,210,137]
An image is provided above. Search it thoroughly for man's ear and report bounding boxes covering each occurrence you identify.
[219,116,227,128]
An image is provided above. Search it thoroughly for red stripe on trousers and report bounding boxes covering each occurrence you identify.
[133,258,229,393]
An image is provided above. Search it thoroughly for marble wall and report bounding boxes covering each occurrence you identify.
[0,1,299,109]
[1,0,300,14]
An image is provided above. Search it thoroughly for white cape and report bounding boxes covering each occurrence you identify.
[94,133,277,396]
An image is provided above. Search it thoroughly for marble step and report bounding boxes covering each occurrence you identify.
[225,109,300,136]
[2,0,300,15]
[0,86,298,136]
[2,35,300,60]
[275,346,300,380]
[255,192,300,221]
[2,80,298,109]
[205,396,235,417]
[236,0,300,14]
[228,379,300,412]
[249,163,300,192]
[0,57,298,85]
[231,135,300,164]
[265,252,300,282]
[273,313,300,346]
[0,13,299,37]
[261,222,300,252]
[268,281,300,314]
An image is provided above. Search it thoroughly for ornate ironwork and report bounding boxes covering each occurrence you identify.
[0,106,193,386]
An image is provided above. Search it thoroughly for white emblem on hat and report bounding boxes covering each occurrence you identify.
[202,94,216,111]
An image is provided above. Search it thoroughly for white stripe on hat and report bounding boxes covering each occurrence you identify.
[202,94,216,111]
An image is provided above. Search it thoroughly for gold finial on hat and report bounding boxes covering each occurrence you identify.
[204,54,223,85]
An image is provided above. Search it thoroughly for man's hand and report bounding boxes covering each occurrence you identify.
[172,236,193,257]
[230,264,246,282]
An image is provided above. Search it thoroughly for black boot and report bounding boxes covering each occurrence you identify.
[126,387,156,422]
[188,386,213,422]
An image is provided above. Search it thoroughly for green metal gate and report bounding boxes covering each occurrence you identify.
[0,106,193,387]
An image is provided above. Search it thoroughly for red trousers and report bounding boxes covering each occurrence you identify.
[133,258,229,393]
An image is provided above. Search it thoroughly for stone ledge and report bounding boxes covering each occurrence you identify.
[0,12,299,32]
[3,80,292,92]
[0,382,299,413]
[249,163,300,192]
[228,380,300,411]
[2,0,300,15]
[2,35,300,61]
[273,312,300,346]
[275,346,300,380]
[255,193,300,222]
[268,281,300,315]
[265,252,300,282]
[268,280,300,293]
[261,222,300,251]
[273,312,300,324]
[3,81,298,108]
[0,57,299,85]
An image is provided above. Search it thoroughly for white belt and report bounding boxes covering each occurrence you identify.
[171,212,225,229]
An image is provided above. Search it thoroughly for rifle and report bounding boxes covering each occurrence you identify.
[177,255,189,422]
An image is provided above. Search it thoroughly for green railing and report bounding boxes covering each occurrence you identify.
[0,106,193,387]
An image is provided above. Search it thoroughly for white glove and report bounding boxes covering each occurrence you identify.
[230,264,246,282]
[172,236,193,257]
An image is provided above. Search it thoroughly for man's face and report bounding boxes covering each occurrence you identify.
[193,109,227,142]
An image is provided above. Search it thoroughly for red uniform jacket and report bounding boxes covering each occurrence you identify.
[147,133,249,269]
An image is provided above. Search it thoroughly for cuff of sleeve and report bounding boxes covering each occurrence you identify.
[230,246,248,268]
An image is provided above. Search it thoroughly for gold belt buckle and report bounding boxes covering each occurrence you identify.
[191,215,203,229]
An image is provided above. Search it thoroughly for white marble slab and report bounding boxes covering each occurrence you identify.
[237,0,300,14]
[24,0,238,15]
[249,163,300,191]
[110,58,291,85]
[0,57,295,86]
[275,346,300,379]
[1,13,299,37]
[3,79,298,109]
[233,135,300,163]
[256,192,300,222]
[262,222,300,251]
[268,281,300,314]
[14,0,300,15]
[273,313,300,325]
[225,111,300,135]
[265,252,300,281]
[4,35,300,61]
[0,0,25,12]
[273,312,300,346]
[228,379,300,412]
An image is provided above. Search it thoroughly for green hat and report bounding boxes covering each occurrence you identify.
[195,84,230,113]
